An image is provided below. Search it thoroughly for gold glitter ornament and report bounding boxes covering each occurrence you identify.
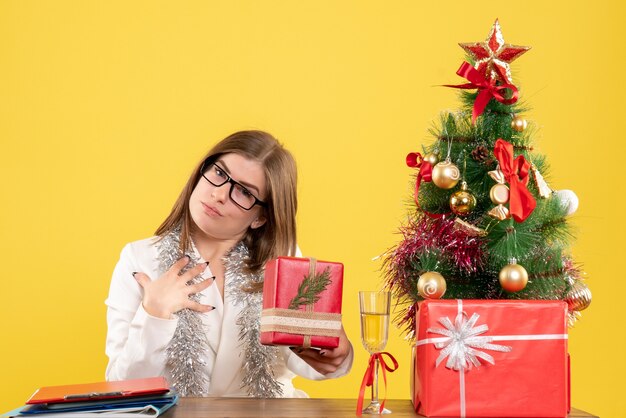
[449,181,477,216]
[424,152,439,166]
[499,261,528,292]
[511,116,528,132]
[431,160,460,189]
[565,280,592,312]
[417,271,447,299]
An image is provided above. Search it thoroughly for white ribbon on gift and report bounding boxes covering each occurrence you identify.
[415,299,568,418]
[427,310,512,371]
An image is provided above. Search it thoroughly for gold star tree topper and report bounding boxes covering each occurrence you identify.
[459,19,530,84]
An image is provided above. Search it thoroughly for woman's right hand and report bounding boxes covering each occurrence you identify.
[132,256,215,319]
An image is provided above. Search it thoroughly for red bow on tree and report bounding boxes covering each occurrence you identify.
[406,152,451,219]
[406,152,432,204]
[356,352,399,416]
[445,62,519,124]
[494,138,536,222]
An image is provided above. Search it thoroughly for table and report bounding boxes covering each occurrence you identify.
[164,398,598,417]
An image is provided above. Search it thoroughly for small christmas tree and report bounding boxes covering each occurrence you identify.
[383,19,591,337]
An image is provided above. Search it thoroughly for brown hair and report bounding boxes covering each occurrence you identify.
[155,130,297,274]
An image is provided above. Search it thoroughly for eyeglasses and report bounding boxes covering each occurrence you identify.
[200,162,267,210]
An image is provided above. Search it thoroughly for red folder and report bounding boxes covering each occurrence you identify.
[26,376,170,404]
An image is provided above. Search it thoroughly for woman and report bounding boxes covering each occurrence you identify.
[105,130,353,398]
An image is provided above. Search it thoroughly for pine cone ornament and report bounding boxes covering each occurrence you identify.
[471,145,493,165]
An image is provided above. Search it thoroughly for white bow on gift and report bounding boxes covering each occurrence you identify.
[427,312,512,371]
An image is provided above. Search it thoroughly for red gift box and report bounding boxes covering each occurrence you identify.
[260,256,343,349]
[412,299,569,418]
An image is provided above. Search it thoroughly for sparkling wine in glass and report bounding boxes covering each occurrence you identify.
[359,291,391,414]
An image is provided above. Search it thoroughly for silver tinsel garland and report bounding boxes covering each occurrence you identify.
[158,227,282,398]
[225,243,283,398]
[159,228,210,396]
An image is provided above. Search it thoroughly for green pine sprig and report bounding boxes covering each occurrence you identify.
[288,267,332,309]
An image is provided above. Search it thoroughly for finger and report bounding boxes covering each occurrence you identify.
[189,276,215,294]
[308,362,338,375]
[184,299,215,313]
[317,347,340,360]
[309,330,349,360]
[292,353,339,375]
[320,326,350,359]
[301,347,345,367]
[292,348,340,365]
[132,272,151,288]
[318,343,349,360]
[291,347,320,358]
[180,261,210,281]
[168,255,192,275]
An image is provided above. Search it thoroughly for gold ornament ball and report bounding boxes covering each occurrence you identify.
[565,280,592,312]
[424,153,439,166]
[489,183,510,205]
[499,263,529,292]
[431,161,460,189]
[417,271,447,299]
[449,185,477,216]
[511,116,528,132]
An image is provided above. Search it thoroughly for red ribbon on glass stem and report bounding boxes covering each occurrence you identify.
[445,61,519,124]
[356,352,399,416]
[494,138,536,222]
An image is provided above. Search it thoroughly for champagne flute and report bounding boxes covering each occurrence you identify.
[359,291,391,414]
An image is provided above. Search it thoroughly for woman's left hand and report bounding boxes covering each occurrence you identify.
[291,326,352,375]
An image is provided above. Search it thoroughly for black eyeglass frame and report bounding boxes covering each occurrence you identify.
[199,160,267,211]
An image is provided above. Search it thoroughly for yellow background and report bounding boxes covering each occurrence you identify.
[1,1,623,416]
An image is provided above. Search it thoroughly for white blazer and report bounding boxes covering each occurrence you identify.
[105,237,353,397]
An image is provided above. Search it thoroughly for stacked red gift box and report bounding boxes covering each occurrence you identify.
[411,299,569,417]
